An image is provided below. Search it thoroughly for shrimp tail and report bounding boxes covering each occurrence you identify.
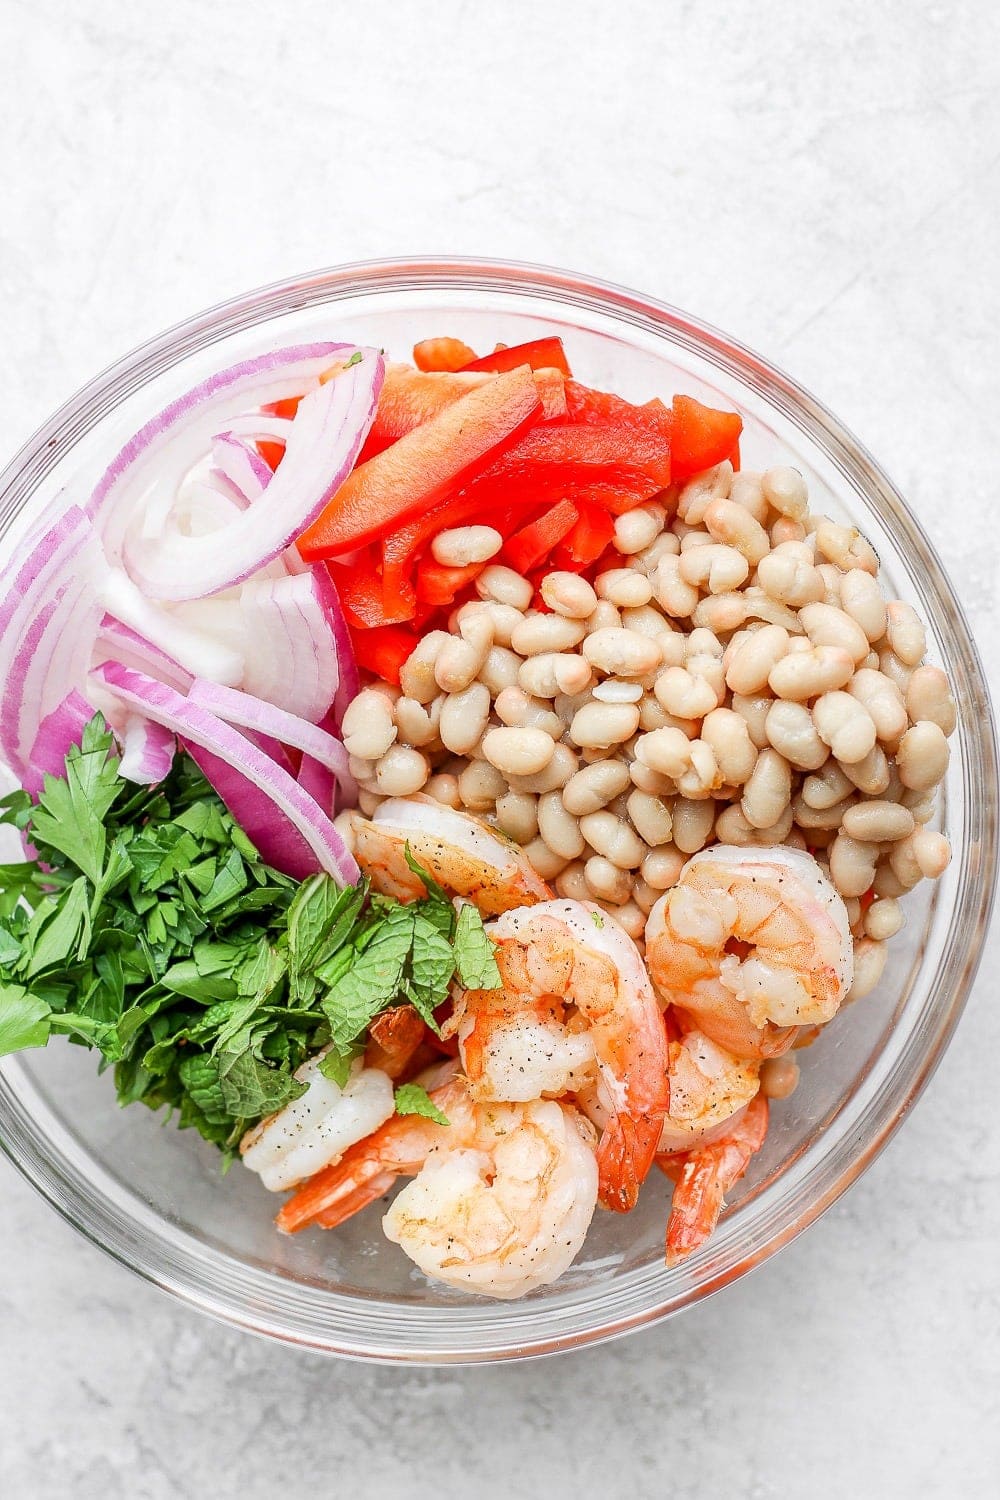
[597,1111,665,1213]
[364,1005,428,1080]
[275,1150,399,1234]
[663,1094,769,1266]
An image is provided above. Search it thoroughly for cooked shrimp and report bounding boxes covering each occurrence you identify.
[659,1093,770,1266]
[645,845,853,1060]
[240,1056,394,1192]
[352,796,551,914]
[453,899,669,1213]
[277,1078,599,1299]
[577,1018,761,1156]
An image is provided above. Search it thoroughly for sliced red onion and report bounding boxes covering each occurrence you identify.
[118,715,176,785]
[186,679,355,802]
[23,690,95,796]
[310,564,358,725]
[0,508,105,774]
[88,343,359,560]
[92,662,359,883]
[121,349,383,600]
[100,567,244,685]
[94,617,193,691]
[211,434,270,503]
[297,752,336,818]
[221,413,295,444]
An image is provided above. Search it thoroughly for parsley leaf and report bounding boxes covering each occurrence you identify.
[0,984,51,1055]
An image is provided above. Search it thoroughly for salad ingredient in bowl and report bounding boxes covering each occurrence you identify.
[0,321,957,1302]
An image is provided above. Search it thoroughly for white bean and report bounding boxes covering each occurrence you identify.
[671,797,716,853]
[840,800,915,843]
[677,462,733,524]
[635,726,692,778]
[562,760,632,816]
[704,497,770,564]
[507,742,579,795]
[654,666,719,720]
[846,938,888,1001]
[524,837,569,882]
[479,644,522,695]
[439,683,491,755]
[458,759,506,811]
[829,834,878,898]
[801,761,854,809]
[476,565,533,610]
[905,666,957,736]
[626,789,673,846]
[764,700,829,770]
[614,506,664,555]
[580,811,646,869]
[538,791,587,860]
[481,727,555,778]
[729,471,769,525]
[839,744,891,796]
[394,695,440,749]
[570,701,641,749]
[426,773,461,809]
[840,570,887,643]
[641,846,687,889]
[374,745,430,797]
[583,628,662,678]
[654,555,699,618]
[768,646,855,701]
[756,546,825,608]
[848,669,908,748]
[494,790,539,845]
[511,614,587,657]
[896,722,950,791]
[584,856,632,904]
[724,625,790,695]
[864,898,904,942]
[431,525,502,567]
[398,630,450,704]
[540,571,598,619]
[678,544,750,594]
[761,465,808,520]
[596,568,654,608]
[885,601,927,666]
[494,687,564,738]
[341,689,397,760]
[701,707,758,785]
[812,691,877,764]
[799,602,870,665]
[741,749,792,829]
[814,519,878,575]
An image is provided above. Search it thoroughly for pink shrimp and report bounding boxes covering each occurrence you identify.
[452,899,670,1214]
[659,1092,770,1266]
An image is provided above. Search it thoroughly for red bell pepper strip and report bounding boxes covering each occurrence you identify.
[502,500,579,574]
[297,367,543,561]
[670,395,743,480]
[456,422,669,518]
[328,550,389,629]
[415,560,486,607]
[358,365,565,464]
[413,337,478,372]
[463,336,572,377]
[552,501,616,569]
[381,491,536,621]
[349,624,420,686]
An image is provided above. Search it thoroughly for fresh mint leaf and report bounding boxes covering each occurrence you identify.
[0,984,51,1055]
[318,1041,363,1088]
[321,904,415,1048]
[453,902,502,990]
[407,912,454,1030]
[393,1082,449,1126]
[217,1051,306,1118]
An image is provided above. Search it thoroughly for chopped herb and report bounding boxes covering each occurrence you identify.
[590,910,605,929]
[394,1082,450,1126]
[0,716,502,1165]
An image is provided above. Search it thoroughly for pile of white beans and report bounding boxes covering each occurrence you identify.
[340,459,955,998]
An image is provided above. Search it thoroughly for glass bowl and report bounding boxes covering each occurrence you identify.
[0,258,995,1363]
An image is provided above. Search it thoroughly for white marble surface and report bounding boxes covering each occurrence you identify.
[1,1,999,1494]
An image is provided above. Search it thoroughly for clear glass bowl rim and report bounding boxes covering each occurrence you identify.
[0,255,995,1364]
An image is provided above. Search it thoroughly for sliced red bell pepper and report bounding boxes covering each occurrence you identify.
[413,337,478,372]
[358,365,565,464]
[415,560,486,607]
[463,336,572,377]
[502,500,579,575]
[456,422,669,518]
[553,501,616,568]
[381,491,536,621]
[670,395,743,480]
[328,550,388,629]
[349,624,420,686]
[297,366,543,561]
[257,440,285,473]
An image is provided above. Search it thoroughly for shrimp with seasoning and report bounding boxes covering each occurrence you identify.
[352,795,551,914]
[451,898,669,1213]
[276,1075,599,1299]
[645,845,853,1060]
[240,1056,395,1192]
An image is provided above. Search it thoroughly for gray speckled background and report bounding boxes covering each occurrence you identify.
[1,2,998,1495]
